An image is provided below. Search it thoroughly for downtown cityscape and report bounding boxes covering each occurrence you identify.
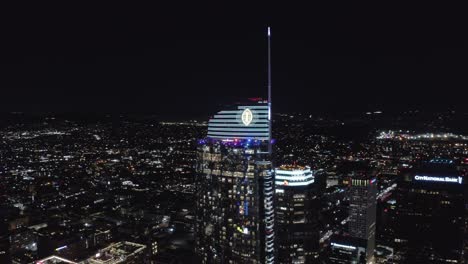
[1,6,468,264]
[0,104,467,263]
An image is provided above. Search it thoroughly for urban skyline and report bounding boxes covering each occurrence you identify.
[1,6,468,264]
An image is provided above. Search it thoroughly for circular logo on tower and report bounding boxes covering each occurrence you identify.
[241,108,253,126]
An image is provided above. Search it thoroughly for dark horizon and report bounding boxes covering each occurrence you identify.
[1,5,467,117]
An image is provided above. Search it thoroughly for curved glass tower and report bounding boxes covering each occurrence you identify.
[275,165,320,263]
[195,100,275,264]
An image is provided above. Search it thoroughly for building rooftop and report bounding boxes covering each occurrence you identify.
[275,165,314,187]
[277,164,309,171]
[87,241,146,264]
[207,101,270,140]
[36,255,78,264]
[330,235,368,250]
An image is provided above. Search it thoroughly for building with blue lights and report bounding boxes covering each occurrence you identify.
[195,100,275,264]
[275,165,320,263]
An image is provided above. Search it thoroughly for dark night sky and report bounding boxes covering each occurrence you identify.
[1,4,467,118]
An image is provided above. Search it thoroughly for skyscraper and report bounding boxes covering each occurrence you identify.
[275,165,320,263]
[394,159,465,263]
[330,162,377,264]
[195,28,274,264]
[195,101,274,263]
[348,175,377,247]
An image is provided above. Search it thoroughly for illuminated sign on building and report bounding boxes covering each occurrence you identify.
[414,175,463,184]
[206,104,269,140]
[241,108,253,126]
[55,245,68,251]
[331,242,357,250]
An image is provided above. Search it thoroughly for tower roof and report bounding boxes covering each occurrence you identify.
[207,101,269,140]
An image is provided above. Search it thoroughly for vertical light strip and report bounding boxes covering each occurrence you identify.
[267,26,272,155]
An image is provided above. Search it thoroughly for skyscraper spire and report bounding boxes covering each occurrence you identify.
[267,26,272,155]
[196,29,276,263]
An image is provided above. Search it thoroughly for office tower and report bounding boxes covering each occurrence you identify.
[195,27,274,264]
[348,173,377,263]
[195,100,274,264]
[330,162,377,264]
[275,165,319,263]
[394,159,465,263]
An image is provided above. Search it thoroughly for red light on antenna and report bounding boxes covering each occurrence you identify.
[248,97,263,102]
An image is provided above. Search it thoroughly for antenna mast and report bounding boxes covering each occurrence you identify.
[267,27,272,155]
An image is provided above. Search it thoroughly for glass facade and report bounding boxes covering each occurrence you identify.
[275,165,319,263]
[394,161,465,263]
[330,162,377,264]
[195,102,274,264]
[348,175,377,264]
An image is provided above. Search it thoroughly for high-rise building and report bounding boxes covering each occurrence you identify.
[195,27,274,264]
[394,159,465,263]
[330,162,377,264]
[275,165,320,263]
[195,100,274,264]
[348,174,377,254]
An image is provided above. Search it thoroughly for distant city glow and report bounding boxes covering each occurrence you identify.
[377,130,468,141]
